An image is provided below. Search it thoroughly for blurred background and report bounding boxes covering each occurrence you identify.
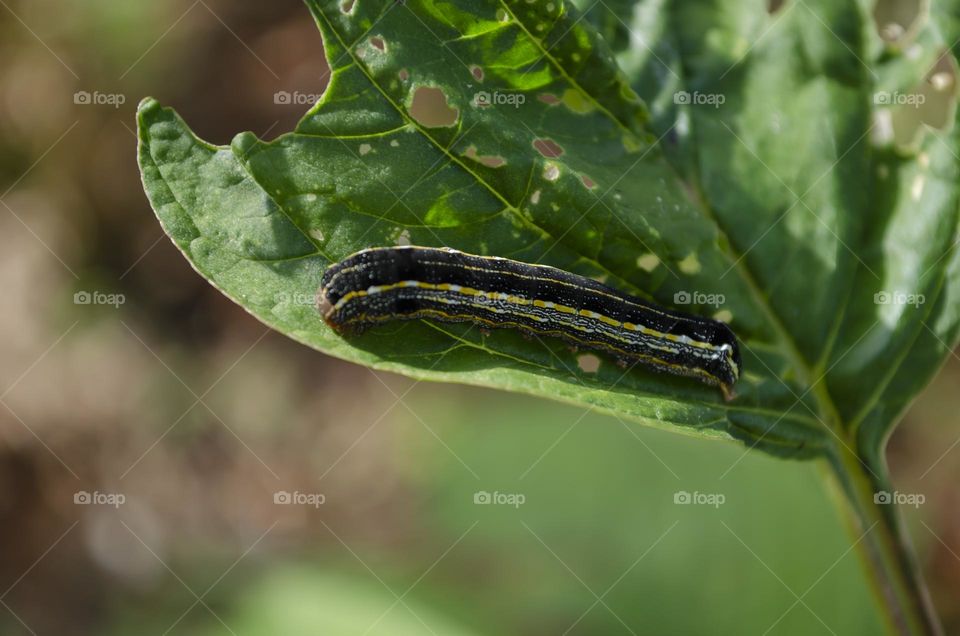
[0,0,957,634]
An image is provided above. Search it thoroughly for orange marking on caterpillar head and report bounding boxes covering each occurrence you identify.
[317,289,345,332]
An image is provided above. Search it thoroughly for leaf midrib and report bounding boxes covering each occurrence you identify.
[510,0,842,436]
[502,0,842,433]
[663,7,958,448]
[657,6,856,443]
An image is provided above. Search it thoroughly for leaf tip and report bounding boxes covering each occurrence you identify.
[137,96,161,121]
[230,131,261,159]
[136,97,166,145]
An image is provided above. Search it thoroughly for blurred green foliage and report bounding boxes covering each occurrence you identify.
[97,392,884,635]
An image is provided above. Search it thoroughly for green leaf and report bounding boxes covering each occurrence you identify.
[137,0,960,465]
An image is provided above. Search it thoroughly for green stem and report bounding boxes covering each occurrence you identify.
[823,441,942,635]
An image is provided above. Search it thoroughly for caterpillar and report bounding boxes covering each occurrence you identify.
[317,246,741,400]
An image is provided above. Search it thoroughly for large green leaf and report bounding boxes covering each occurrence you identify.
[137,0,960,463]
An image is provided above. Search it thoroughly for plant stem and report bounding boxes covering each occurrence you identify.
[824,441,942,636]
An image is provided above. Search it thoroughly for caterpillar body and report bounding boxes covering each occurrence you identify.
[318,246,741,400]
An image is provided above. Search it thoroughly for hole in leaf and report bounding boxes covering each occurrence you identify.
[873,0,927,45]
[885,51,958,151]
[340,0,356,14]
[678,252,702,275]
[538,93,560,105]
[636,254,660,272]
[562,88,594,114]
[533,138,564,158]
[577,354,601,373]
[713,309,733,324]
[463,146,506,168]
[370,36,386,52]
[470,65,484,81]
[910,173,925,200]
[398,68,410,81]
[409,86,459,128]
[580,174,596,189]
[767,0,786,13]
